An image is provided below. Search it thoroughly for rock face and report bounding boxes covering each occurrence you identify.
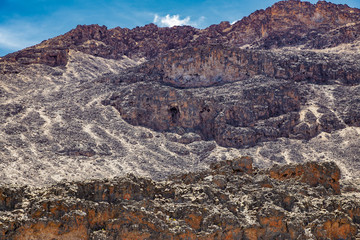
[1,160,359,240]
[0,0,358,183]
[1,0,360,68]
[143,44,360,87]
[104,41,360,148]
[106,77,302,148]
[269,161,341,194]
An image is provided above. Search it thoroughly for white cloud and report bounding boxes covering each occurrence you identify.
[153,14,199,27]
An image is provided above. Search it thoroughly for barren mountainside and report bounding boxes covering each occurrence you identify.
[0,0,360,239]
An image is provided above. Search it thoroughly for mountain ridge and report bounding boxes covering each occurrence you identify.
[1,0,360,68]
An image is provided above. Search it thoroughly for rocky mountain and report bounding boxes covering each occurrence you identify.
[1,0,360,68]
[0,0,360,239]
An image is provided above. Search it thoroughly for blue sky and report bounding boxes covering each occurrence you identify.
[0,0,359,56]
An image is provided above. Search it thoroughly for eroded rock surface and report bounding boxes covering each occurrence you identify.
[269,161,341,194]
[0,160,359,240]
[106,43,360,149]
[0,0,358,187]
[139,45,360,87]
[1,0,360,69]
[106,77,301,148]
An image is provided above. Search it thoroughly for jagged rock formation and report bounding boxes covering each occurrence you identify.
[1,0,360,69]
[1,160,359,240]
[106,76,302,148]
[0,0,360,238]
[104,43,360,150]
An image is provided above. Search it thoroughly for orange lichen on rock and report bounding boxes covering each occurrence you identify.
[221,227,243,240]
[244,228,265,240]
[261,183,273,188]
[185,213,203,230]
[87,207,119,228]
[12,219,88,240]
[123,192,131,200]
[269,161,341,194]
[210,156,254,175]
[314,217,357,240]
[259,215,286,232]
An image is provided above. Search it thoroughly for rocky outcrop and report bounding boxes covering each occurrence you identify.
[0,160,358,239]
[334,85,360,127]
[101,35,360,147]
[137,44,360,87]
[106,77,301,148]
[1,0,360,68]
[0,24,198,67]
[206,47,357,85]
[269,161,341,194]
[240,0,360,49]
[105,51,358,148]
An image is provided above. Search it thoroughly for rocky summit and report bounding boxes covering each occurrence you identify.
[0,0,360,239]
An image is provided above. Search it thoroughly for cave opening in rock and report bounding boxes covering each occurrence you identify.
[169,106,180,123]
